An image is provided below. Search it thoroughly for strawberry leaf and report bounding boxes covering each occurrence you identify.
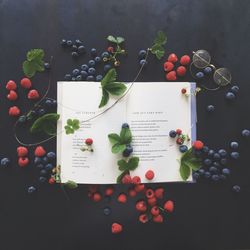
[108,133,121,145]
[112,143,126,154]
[105,82,127,96]
[99,89,109,108]
[117,159,128,171]
[127,157,139,171]
[120,127,132,144]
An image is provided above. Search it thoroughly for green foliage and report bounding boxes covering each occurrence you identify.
[64,119,80,135]
[107,35,125,44]
[151,31,167,60]
[64,180,78,189]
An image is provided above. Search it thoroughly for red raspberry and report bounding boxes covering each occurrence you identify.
[146,188,154,199]
[176,66,187,77]
[147,197,157,206]
[180,55,191,66]
[117,193,127,203]
[48,177,55,185]
[163,61,174,72]
[166,70,177,81]
[164,200,174,212]
[181,88,187,94]
[153,214,163,223]
[139,214,148,224]
[27,89,40,100]
[145,170,155,180]
[107,46,114,53]
[111,223,123,234]
[34,146,46,157]
[17,146,28,157]
[18,157,29,167]
[88,184,99,193]
[6,80,17,90]
[176,129,182,135]
[168,53,178,63]
[9,106,20,116]
[134,184,145,193]
[176,138,184,145]
[193,140,204,150]
[128,188,137,197]
[155,188,164,199]
[151,206,160,216]
[135,200,147,212]
[20,78,32,89]
[122,174,132,184]
[92,192,102,202]
[7,90,18,101]
[85,138,93,145]
[105,186,114,196]
[132,176,141,184]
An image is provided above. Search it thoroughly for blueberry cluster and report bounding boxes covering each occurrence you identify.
[169,129,189,153]
[195,66,213,79]
[121,123,133,157]
[138,50,147,66]
[225,85,239,100]
[61,39,86,59]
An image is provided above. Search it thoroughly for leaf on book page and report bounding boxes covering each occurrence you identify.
[127,157,139,171]
[116,170,129,184]
[120,127,132,144]
[105,82,127,96]
[64,180,78,189]
[108,133,121,145]
[99,89,109,108]
[112,143,126,154]
[117,159,128,171]
[101,68,117,87]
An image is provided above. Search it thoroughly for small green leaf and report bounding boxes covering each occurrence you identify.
[107,35,117,43]
[127,157,139,171]
[27,49,45,61]
[153,31,167,45]
[117,159,128,171]
[101,68,117,87]
[64,180,78,189]
[67,119,73,126]
[116,36,125,44]
[180,163,191,181]
[120,127,132,144]
[151,44,165,60]
[112,143,126,154]
[99,89,109,108]
[116,170,129,184]
[105,82,127,96]
[64,118,80,135]
[108,133,121,145]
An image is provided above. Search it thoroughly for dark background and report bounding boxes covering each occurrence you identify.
[0,0,250,249]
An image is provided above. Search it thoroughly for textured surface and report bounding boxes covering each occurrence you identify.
[0,0,250,249]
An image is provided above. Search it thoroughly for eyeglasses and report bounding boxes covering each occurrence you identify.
[190,50,232,90]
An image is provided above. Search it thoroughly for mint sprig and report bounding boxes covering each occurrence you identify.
[150,31,167,60]
[107,35,125,44]
[64,119,80,135]
[99,68,127,108]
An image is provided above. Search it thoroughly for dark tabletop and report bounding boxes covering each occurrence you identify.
[0,0,250,249]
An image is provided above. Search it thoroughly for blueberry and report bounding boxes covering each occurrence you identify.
[71,52,79,58]
[78,45,85,54]
[230,85,239,94]
[64,74,71,81]
[44,62,50,70]
[193,149,202,157]
[211,174,219,181]
[94,56,101,63]
[123,145,133,157]
[71,77,76,81]
[0,158,10,167]
[88,60,95,67]
[213,153,221,160]
[45,163,53,171]
[242,129,250,137]
[44,99,53,108]
[230,152,239,160]
[40,169,48,176]
[27,186,36,194]
[71,45,78,51]
[139,59,147,66]
[86,75,95,81]
[40,176,47,184]
[90,48,97,57]
[104,64,112,72]
[203,158,212,166]
[66,40,73,47]
[34,157,42,165]
[81,64,89,71]
[202,146,209,153]
[219,174,226,180]
[206,105,215,112]
[213,162,220,168]
[222,168,230,175]
[209,166,218,173]
[80,71,88,79]
[230,141,239,149]
[101,52,110,59]
[76,75,82,81]
[96,75,103,81]
[208,149,215,157]
[103,207,111,216]
[198,168,205,175]
[204,171,211,178]
[47,152,56,160]
[220,158,227,165]
[36,163,44,169]
[88,67,96,75]
[179,145,188,153]
[138,50,147,59]
[204,66,212,74]
[42,156,49,164]
[72,69,80,76]
[38,108,46,116]
[169,130,177,138]
[75,39,82,46]
[18,115,27,124]
[193,172,200,180]
[225,92,236,100]
[122,123,129,129]
[61,39,67,46]
[195,72,204,79]
[218,149,227,157]
[232,185,241,193]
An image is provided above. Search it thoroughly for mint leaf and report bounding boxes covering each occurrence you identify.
[151,44,165,60]
[64,180,78,189]
[105,82,127,96]
[108,133,121,145]
[107,35,117,43]
[112,143,126,154]
[99,89,109,108]
[117,159,128,171]
[27,49,45,61]
[153,31,167,45]
[180,163,191,181]
[116,36,125,44]
[101,68,117,87]
[116,170,129,184]
[127,157,139,171]
[120,127,132,144]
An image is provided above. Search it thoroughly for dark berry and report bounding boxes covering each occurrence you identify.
[61,39,67,46]
[209,166,218,174]
[140,59,147,66]
[193,172,200,180]
[45,163,53,171]
[218,149,227,157]
[34,157,42,165]
[242,129,250,137]
[103,206,111,216]
[18,115,27,124]
[0,158,10,167]
[88,67,96,75]
[44,62,50,70]
[230,152,239,160]
[36,164,44,169]
[80,71,88,79]
[225,92,236,100]
[169,130,177,138]
[71,45,78,51]
[75,39,82,46]
[138,50,147,59]
[208,149,215,157]
[204,171,211,178]
[90,48,97,57]
[101,52,110,59]
[104,64,112,72]
[66,40,73,47]
[207,105,215,112]
[211,174,219,181]
[47,152,56,160]
[71,51,79,58]
[204,158,212,166]
[222,168,230,175]
[230,141,239,149]
[86,75,95,81]
[196,72,204,79]
[72,69,80,76]
[232,185,241,193]
[202,146,209,153]
[40,169,48,176]
[220,158,227,165]
[78,45,85,54]
[204,66,212,74]
[76,75,82,81]
[123,145,133,157]
[96,75,103,81]
[230,85,239,94]
[64,74,71,81]
[213,153,220,160]
[27,186,36,194]
[81,64,89,71]
[94,56,101,63]
[88,60,95,67]
[122,123,129,129]
[198,169,205,176]
[179,145,188,153]
[39,176,47,183]
[42,156,48,164]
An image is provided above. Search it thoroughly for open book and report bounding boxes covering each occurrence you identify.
[57,82,196,184]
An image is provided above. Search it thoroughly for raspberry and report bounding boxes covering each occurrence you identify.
[85,138,93,145]
[181,88,187,94]
[128,188,137,197]
[134,184,145,193]
[17,146,28,157]
[145,170,155,180]
[180,55,191,66]
[135,200,147,212]
[168,53,178,63]
[105,186,114,196]
[122,174,132,184]
[176,129,182,135]
[20,78,32,89]
[193,140,204,150]
[153,214,163,223]
[166,71,177,81]
[117,193,127,203]
[111,223,123,234]
[7,90,18,101]
[164,200,174,212]
[147,197,157,206]
[139,214,148,224]
[132,176,141,184]
[18,157,29,167]
[163,61,174,72]
[92,192,102,202]
[27,89,40,100]
[151,206,160,216]
[48,177,55,185]
[154,188,164,199]
[176,66,187,77]
[34,146,46,157]
[176,138,184,145]
[107,46,114,53]
[88,184,99,193]
[9,106,20,116]
[6,80,17,90]
[146,188,154,199]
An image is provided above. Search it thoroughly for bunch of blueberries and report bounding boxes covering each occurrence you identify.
[138,50,148,66]
[61,39,86,58]
[121,123,133,157]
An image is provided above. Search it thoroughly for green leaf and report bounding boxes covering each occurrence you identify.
[67,119,73,126]
[108,133,121,145]
[64,180,78,189]
[101,68,117,87]
[116,170,129,184]
[180,163,191,181]
[120,127,132,144]
[153,31,167,45]
[127,157,139,171]
[112,143,126,154]
[30,113,60,135]
[116,36,125,44]
[27,49,45,61]
[105,82,127,96]
[72,119,80,130]
[117,159,128,171]
[99,89,109,108]
[151,44,165,60]
[107,35,117,43]
[64,118,80,135]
